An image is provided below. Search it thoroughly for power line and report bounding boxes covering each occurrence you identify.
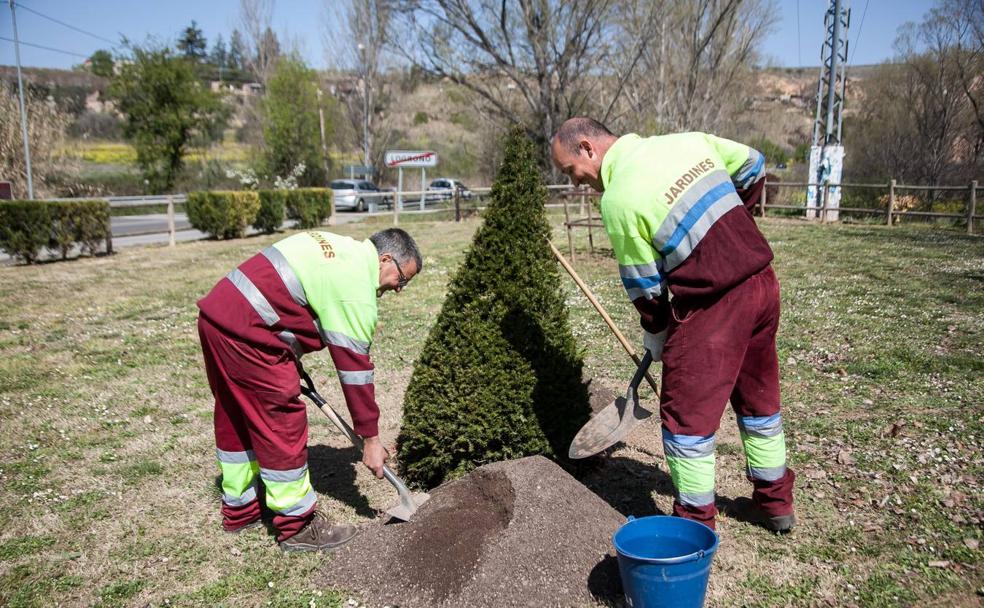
[0,35,88,58]
[13,2,117,47]
[850,0,870,64]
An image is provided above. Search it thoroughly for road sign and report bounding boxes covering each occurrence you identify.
[343,165,375,174]
[384,150,438,168]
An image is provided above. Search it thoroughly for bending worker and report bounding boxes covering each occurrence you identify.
[552,118,795,532]
[197,228,422,551]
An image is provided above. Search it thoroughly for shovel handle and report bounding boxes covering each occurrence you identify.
[629,351,654,392]
[296,364,416,505]
[549,241,660,395]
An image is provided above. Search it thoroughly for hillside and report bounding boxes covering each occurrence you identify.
[2,64,855,191]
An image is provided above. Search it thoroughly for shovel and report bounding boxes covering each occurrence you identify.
[569,351,655,459]
[297,365,429,522]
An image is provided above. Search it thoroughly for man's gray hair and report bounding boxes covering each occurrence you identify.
[370,228,423,272]
[552,117,616,155]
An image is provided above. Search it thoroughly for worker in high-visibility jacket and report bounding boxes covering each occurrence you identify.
[551,118,795,532]
[197,227,422,551]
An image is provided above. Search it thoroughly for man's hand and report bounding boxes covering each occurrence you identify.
[643,330,667,361]
[362,436,387,479]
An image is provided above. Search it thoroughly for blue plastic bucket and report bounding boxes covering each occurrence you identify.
[612,515,720,608]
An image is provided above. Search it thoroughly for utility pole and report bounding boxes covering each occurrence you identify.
[316,88,330,183]
[807,0,850,221]
[358,43,370,169]
[9,0,34,199]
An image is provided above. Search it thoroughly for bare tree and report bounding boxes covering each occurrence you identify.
[237,0,281,84]
[389,0,658,168]
[323,0,399,177]
[850,0,983,186]
[0,84,71,198]
[609,0,776,135]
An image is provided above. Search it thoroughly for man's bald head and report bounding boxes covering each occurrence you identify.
[550,117,618,192]
[553,118,616,155]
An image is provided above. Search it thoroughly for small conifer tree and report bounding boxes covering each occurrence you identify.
[397,129,590,489]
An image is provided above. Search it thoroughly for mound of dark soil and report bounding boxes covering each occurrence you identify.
[320,455,625,607]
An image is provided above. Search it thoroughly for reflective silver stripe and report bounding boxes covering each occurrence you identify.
[216,448,256,464]
[261,247,307,307]
[662,193,741,272]
[277,488,317,517]
[739,420,784,438]
[678,490,716,507]
[278,330,304,359]
[748,465,787,482]
[619,260,664,281]
[337,369,374,385]
[260,464,308,483]
[228,269,280,326]
[223,479,258,507]
[320,329,370,356]
[655,170,731,243]
[653,170,739,272]
[662,436,716,459]
[626,282,666,301]
[735,150,764,186]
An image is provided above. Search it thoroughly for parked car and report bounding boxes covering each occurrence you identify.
[329,179,392,211]
[427,178,474,201]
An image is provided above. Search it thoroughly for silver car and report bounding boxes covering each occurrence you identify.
[330,179,391,212]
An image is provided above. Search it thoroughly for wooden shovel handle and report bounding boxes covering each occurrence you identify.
[548,241,660,395]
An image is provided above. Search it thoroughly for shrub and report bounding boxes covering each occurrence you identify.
[397,129,590,489]
[285,188,332,229]
[0,199,109,263]
[253,190,287,234]
[186,190,260,239]
[0,202,51,263]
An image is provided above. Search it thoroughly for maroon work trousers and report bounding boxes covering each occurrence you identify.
[660,265,795,527]
[198,315,315,540]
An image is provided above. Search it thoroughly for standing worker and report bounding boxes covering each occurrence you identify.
[551,118,795,532]
[197,228,422,551]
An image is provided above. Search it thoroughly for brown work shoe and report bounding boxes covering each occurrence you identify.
[279,512,358,553]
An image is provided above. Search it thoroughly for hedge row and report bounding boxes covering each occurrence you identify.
[186,188,333,239]
[0,200,110,263]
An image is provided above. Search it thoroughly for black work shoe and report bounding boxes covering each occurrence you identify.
[279,512,358,553]
[764,513,796,533]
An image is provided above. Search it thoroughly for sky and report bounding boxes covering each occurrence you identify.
[0,0,939,71]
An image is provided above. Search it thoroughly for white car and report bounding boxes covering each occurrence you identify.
[330,179,392,211]
[427,178,474,201]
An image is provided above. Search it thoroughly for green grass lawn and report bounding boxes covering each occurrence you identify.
[0,215,981,607]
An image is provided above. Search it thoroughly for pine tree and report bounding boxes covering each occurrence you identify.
[397,129,590,489]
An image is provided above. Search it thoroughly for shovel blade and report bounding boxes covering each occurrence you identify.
[568,390,652,459]
[385,492,430,522]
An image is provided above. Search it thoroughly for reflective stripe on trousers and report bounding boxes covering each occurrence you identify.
[260,464,317,516]
[662,427,716,507]
[216,448,260,507]
[738,414,788,482]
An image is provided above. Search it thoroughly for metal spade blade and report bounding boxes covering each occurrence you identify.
[569,351,654,459]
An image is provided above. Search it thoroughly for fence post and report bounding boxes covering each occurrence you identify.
[886,179,895,226]
[105,209,113,255]
[579,190,586,217]
[454,188,461,222]
[760,176,767,217]
[586,194,595,254]
[969,180,978,235]
[562,192,576,265]
[821,182,830,224]
[167,195,176,247]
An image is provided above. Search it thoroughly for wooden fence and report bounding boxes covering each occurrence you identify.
[558,178,981,262]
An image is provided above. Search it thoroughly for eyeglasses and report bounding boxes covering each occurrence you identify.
[392,258,409,289]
